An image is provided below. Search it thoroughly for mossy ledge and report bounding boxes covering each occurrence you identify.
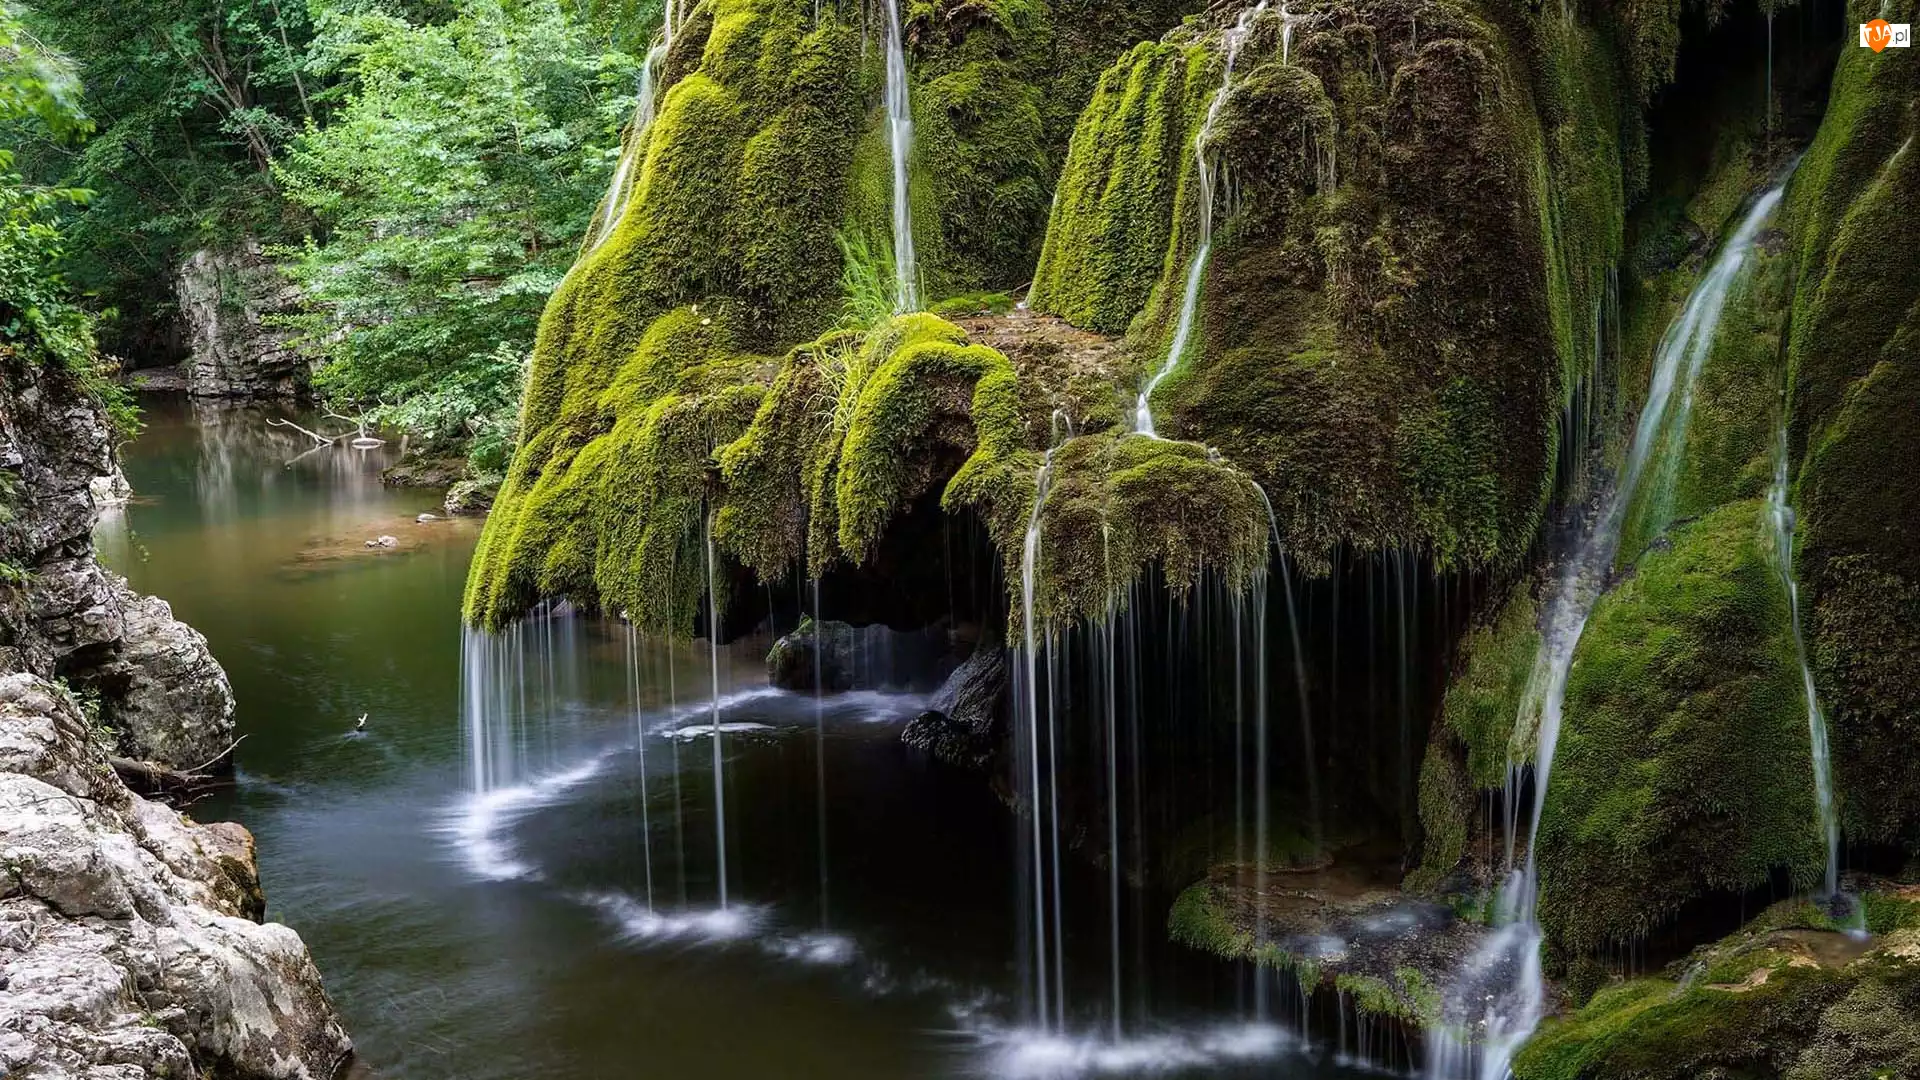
[1167,859,1477,1029]
[463,0,1280,634]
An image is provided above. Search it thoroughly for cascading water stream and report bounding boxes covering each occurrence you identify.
[1766,422,1843,902]
[1133,2,1268,437]
[1426,179,1790,1080]
[882,0,920,312]
[625,625,657,910]
[706,511,730,909]
[589,0,677,252]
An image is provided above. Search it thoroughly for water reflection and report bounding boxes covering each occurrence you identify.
[101,395,1380,1080]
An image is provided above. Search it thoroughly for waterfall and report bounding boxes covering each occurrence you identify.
[882,0,920,312]
[1426,180,1790,1080]
[625,625,657,910]
[1766,423,1843,901]
[706,512,730,909]
[589,1,677,252]
[1134,2,1268,437]
[1015,416,1070,1030]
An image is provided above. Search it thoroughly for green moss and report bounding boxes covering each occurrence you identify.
[1029,432,1267,624]
[1030,39,1204,332]
[1410,583,1540,889]
[1780,0,1920,849]
[1514,963,1845,1080]
[1535,499,1824,955]
[1618,242,1789,567]
[1037,0,1626,574]
[1515,913,1920,1080]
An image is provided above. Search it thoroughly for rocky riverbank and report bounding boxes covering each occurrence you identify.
[1,354,355,1076]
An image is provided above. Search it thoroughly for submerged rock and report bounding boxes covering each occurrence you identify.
[765,618,948,693]
[0,672,354,1078]
[903,642,1007,769]
[175,244,309,400]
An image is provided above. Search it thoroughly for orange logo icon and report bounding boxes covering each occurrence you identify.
[1864,18,1892,50]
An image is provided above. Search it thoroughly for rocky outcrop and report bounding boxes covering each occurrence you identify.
[764,618,949,693]
[87,587,236,771]
[1,356,236,771]
[0,673,353,1079]
[175,245,309,400]
[902,643,1007,769]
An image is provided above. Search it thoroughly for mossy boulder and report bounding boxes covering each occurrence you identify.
[1033,0,1628,572]
[1168,856,1476,1027]
[1534,499,1824,955]
[1513,898,1920,1080]
[1780,0,1920,851]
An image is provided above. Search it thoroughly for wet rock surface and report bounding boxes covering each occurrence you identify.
[902,642,1007,769]
[1170,845,1484,1025]
[0,672,353,1079]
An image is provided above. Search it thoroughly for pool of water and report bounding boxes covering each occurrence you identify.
[98,395,1387,1079]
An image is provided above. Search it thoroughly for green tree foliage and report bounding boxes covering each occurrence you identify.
[271,0,636,466]
[16,0,314,344]
[0,3,133,432]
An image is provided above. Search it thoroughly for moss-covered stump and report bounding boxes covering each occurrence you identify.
[1781,0,1920,852]
[1168,846,1478,1027]
[1534,499,1824,955]
[1513,893,1920,1080]
[1032,0,1627,573]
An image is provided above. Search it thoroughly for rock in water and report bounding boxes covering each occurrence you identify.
[0,673,353,1078]
[766,619,857,692]
[903,643,1008,769]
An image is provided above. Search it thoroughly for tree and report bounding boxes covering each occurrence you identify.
[271,0,637,470]
[16,0,314,352]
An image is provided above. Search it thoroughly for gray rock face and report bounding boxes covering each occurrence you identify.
[902,644,1007,769]
[89,586,236,771]
[175,245,309,400]
[1,358,237,770]
[0,672,353,1078]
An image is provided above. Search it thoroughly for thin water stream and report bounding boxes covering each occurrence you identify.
[1425,180,1791,1080]
[101,395,1374,1079]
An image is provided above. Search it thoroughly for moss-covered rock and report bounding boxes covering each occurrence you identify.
[1168,856,1479,1027]
[1780,0,1920,850]
[1033,0,1627,572]
[1513,899,1920,1080]
[1535,499,1824,954]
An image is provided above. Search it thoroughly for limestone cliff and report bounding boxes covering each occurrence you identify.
[174,245,309,401]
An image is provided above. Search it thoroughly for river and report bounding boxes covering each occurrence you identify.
[96,396,1378,1079]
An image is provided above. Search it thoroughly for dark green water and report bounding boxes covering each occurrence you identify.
[99,396,1385,1079]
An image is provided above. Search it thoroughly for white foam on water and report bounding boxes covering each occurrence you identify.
[662,720,777,741]
[963,1021,1291,1078]
[763,931,859,966]
[579,890,766,944]
[445,753,615,881]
